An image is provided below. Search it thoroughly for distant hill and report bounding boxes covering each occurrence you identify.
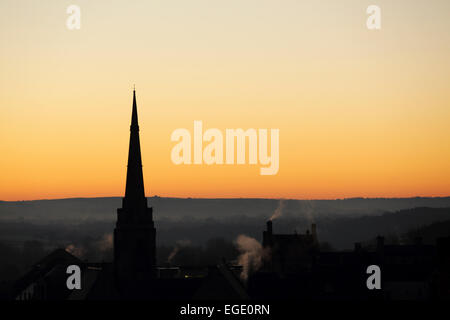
[314,207,450,248]
[0,196,449,250]
[404,219,450,244]
[1,196,450,223]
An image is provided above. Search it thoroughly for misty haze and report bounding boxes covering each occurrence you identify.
[1,196,450,284]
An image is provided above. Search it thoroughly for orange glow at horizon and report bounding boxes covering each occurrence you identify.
[1,0,450,201]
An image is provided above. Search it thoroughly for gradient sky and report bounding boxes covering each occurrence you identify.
[1,0,450,201]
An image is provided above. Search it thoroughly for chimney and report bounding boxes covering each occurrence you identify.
[267,220,273,235]
[263,220,273,248]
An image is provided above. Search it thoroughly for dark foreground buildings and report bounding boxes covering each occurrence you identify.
[2,91,449,300]
[249,221,450,300]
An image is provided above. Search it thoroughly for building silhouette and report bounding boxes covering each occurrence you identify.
[250,220,450,300]
[263,220,318,275]
[114,89,156,294]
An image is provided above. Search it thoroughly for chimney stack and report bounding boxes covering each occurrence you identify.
[263,220,273,249]
[267,220,273,235]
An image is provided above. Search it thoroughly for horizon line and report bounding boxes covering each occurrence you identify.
[2,195,450,203]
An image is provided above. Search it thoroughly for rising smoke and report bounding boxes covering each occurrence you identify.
[235,235,269,281]
[65,244,85,258]
[269,199,286,221]
[65,233,113,259]
[167,239,192,264]
[96,233,113,251]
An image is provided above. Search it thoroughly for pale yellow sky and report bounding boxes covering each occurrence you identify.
[1,0,449,200]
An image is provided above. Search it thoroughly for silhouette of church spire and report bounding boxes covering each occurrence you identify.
[114,89,156,288]
[122,89,147,213]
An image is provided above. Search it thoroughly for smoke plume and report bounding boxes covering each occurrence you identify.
[65,244,85,258]
[235,235,267,281]
[96,233,113,251]
[65,233,113,259]
[269,199,286,221]
[167,239,191,264]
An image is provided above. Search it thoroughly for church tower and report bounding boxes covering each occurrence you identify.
[114,89,156,291]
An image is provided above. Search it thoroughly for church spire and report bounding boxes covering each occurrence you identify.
[122,89,147,213]
[114,89,156,289]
